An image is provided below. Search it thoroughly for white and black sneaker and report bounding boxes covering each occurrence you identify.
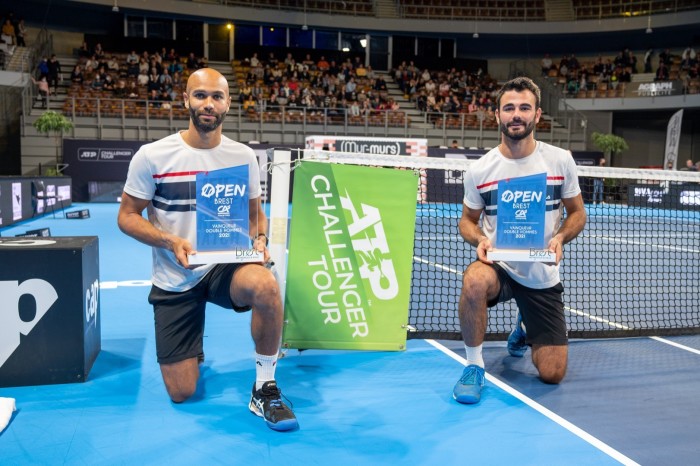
[249,381,299,431]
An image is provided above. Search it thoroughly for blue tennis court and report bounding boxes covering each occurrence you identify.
[1,203,698,465]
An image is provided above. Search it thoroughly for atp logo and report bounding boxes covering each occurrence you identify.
[0,279,58,367]
[85,279,99,328]
[340,190,399,300]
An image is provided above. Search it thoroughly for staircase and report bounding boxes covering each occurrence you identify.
[545,0,575,21]
[6,47,32,73]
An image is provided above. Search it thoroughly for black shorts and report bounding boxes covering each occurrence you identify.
[487,263,568,346]
[148,263,251,364]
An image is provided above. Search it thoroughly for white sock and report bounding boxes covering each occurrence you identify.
[465,344,484,368]
[255,352,278,390]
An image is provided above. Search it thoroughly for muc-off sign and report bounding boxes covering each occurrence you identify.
[0,237,100,387]
[305,135,428,157]
[189,165,263,265]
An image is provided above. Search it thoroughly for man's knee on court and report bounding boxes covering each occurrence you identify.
[165,379,197,403]
[538,367,566,384]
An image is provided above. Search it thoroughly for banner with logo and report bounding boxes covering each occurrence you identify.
[664,109,683,170]
[283,162,418,351]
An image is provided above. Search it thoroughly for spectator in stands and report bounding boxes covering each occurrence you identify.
[148,88,161,108]
[114,79,128,98]
[137,68,149,87]
[186,52,197,70]
[568,54,580,71]
[31,76,50,108]
[452,76,586,406]
[451,140,461,149]
[680,159,697,171]
[249,52,260,68]
[90,73,104,90]
[1,18,15,46]
[655,61,669,81]
[593,157,606,204]
[107,55,120,72]
[15,18,25,47]
[644,48,654,73]
[126,50,139,77]
[160,68,173,91]
[541,54,552,75]
[166,48,178,62]
[77,41,91,59]
[93,43,105,60]
[659,48,672,66]
[126,80,139,99]
[103,74,115,92]
[266,92,280,110]
[168,60,183,75]
[147,67,161,92]
[70,64,84,84]
[628,52,638,73]
[302,53,315,70]
[37,56,49,79]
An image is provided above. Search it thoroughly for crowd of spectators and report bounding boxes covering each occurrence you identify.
[57,42,209,116]
[543,46,700,97]
[235,50,505,129]
[235,51,406,124]
[1,11,26,60]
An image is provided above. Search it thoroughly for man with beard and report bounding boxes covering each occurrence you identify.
[117,68,298,431]
[452,77,586,404]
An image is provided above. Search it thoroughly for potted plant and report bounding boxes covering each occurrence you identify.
[591,132,629,202]
[591,132,628,165]
[33,110,74,175]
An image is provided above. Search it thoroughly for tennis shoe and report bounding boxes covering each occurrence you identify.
[453,364,485,404]
[507,313,528,358]
[249,380,299,431]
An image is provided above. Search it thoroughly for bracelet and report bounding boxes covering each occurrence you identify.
[252,233,268,246]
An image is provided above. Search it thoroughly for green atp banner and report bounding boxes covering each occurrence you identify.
[283,161,418,351]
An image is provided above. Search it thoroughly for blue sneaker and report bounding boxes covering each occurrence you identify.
[507,313,528,357]
[453,364,485,404]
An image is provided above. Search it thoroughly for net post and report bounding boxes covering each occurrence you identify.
[269,149,292,305]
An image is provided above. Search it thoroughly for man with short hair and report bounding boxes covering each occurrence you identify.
[453,77,587,404]
[117,68,298,431]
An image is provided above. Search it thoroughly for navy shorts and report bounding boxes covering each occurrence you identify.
[148,263,251,364]
[487,263,568,346]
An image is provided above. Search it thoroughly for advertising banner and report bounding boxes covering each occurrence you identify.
[283,162,417,351]
[664,109,683,170]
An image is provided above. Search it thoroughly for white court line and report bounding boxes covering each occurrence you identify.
[649,336,700,355]
[566,307,700,356]
[587,234,700,254]
[426,338,641,466]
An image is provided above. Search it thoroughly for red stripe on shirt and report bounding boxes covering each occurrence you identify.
[152,171,203,179]
[477,175,564,190]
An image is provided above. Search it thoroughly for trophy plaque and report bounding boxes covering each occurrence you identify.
[188,165,264,265]
[486,172,555,263]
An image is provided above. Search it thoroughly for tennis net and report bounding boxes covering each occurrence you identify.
[276,149,700,340]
